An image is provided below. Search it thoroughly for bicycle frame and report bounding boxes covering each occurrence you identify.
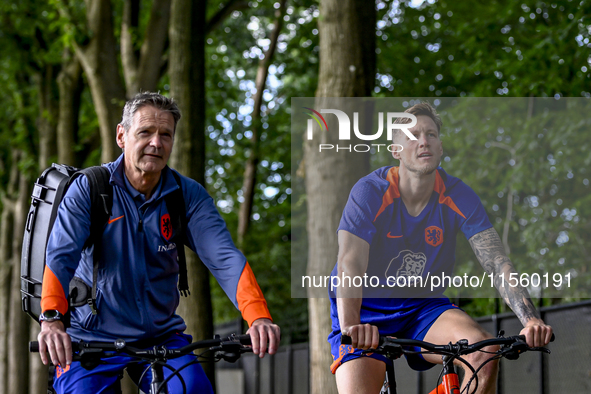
[382,356,460,394]
[427,356,460,394]
[384,362,396,394]
[150,364,168,394]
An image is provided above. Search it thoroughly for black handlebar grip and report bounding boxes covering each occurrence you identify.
[234,334,252,345]
[30,341,82,353]
[341,334,390,346]
[516,333,556,343]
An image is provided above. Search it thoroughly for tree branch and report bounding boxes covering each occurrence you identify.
[205,0,250,35]
[237,0,287,246]
[490,139,524,255]
[121,0,140,95]
[136,0,172,93]
[53,1,92,73]
[489,141,515,154]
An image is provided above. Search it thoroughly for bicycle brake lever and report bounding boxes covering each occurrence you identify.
[375,343,403,360]
[74,348,105,371]
[502,340,528,360]
[527,346,551,354]
[77,348,104,357]
[215,341,247,363]
[217,351,241,363]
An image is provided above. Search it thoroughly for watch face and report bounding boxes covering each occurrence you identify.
[41,310,61,321]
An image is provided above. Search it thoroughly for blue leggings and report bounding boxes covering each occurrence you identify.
[52,333,213,394]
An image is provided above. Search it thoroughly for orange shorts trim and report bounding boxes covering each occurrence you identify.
[330,344,355,374]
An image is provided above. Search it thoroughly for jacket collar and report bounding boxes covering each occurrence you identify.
[109,154,180,200]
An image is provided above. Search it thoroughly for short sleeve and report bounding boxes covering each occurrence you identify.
[337,178,385,245]
[457,184,493,239]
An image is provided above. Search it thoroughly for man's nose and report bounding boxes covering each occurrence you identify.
[149,133,162,148]
[417,133,429,146]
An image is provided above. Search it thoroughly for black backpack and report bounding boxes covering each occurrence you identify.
[21,164,190,322]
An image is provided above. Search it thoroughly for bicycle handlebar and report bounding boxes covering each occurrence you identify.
[31,334,253,394]
[341,332,554,394]
[30,333,253,360]
[341,332,555,356]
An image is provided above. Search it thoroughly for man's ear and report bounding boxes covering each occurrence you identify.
[391,139,402,160]
[116,124,126,149]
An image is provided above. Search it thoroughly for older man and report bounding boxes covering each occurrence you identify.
[37,92,279,393]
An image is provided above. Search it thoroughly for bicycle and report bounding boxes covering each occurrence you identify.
[341,331,554,394]
[30,333,253,394]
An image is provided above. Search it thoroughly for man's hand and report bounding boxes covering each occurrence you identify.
[519,319,553,348]
[342,323,380,350]
[37,321,72,367]
[246,318,280,358]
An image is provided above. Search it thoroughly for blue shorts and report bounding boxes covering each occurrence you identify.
[52,332,213,394]
[329,298,459,373]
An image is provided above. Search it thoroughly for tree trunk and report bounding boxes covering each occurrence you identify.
[122,0,172,96]
[29,322,47,394]
[315,0,375,97]
[136,0,171,93]
[37,65,59,169]
[0,216,12,394]
[169,0,215,389]
[73,0,126,163]
[121,0,140,95]
[8,169,32,394]
[305,0,375,393]
[0,156,17,394]
[237,0,286,247]
[57,50,83,167]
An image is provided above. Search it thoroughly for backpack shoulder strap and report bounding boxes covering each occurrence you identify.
[166,170,189,297]
[74,166,112,314]
[77,165,113,222]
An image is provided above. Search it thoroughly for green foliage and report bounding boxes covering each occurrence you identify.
[205,0,318,340]
[375,0,591,98]
[442,98,591,303]
[368,97,590,314]
[0,0,58,178]
[370,0,591,315]
[1,0,589,337]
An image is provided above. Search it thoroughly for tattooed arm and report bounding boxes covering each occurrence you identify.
[469,227,553,347]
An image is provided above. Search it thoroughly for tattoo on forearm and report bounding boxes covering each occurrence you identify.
[469,228,541,325]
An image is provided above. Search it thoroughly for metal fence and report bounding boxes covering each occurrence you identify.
[214,318,309,394]
[215,300,591,394]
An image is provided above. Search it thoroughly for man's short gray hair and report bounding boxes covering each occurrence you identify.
[120,92,181,132]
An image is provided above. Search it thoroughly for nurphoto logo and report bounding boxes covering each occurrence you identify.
[304,107,417,153]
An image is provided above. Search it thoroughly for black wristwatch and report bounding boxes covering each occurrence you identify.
[39,310,63,323]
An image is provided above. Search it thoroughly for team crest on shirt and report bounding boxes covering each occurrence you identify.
[385,250,427,279]
[425,226,443,247]
[161,213,173,241]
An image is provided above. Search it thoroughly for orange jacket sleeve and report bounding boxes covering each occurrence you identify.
[236,262,272,326]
